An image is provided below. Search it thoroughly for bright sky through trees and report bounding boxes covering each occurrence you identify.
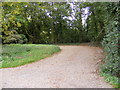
[68,2,89,25]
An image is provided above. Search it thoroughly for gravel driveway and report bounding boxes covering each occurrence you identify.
[0,45,112,88]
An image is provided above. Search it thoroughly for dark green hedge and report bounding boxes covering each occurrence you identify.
[101,2,120,77]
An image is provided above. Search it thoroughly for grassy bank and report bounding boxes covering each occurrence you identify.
[0,44,61,68]
[100,71,120,88]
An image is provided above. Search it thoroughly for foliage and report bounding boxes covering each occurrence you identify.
[101,2,120,77]
[2,2,89,44]
[2,2,29,44]
[3,31,27,44]
[86,2,106,42]
[1,44,60,68]
[100,72,120,88]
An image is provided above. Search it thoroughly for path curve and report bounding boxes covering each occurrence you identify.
[0,45,112,88]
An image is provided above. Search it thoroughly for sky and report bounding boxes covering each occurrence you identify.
[81,7,89,26]
[68,2,89,26]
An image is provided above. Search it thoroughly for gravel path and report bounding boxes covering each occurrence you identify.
[0,45,112,88]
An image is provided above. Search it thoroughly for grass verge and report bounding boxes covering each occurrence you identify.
[54,42,102,47]
[55,43,81,45]
[0,44,61,68]
[100,71,120,88]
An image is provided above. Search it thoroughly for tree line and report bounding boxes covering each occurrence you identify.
[2,2,106,44]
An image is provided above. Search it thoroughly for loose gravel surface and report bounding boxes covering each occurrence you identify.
[0,45,112,88]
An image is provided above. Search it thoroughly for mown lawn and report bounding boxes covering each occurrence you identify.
[0,44,61,68]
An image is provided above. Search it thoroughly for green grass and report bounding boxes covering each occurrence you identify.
[55,43,81,45]
[54,42,102,47]
[100,71,120,88]
[0,44,61,68]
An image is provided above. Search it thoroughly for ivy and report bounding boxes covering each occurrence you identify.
[101,2,120,77]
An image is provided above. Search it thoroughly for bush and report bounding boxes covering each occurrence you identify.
[3,34,27,44]
[101,2,120,77]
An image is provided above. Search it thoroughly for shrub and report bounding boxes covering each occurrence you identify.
[3,34,27,44]
[101,2,120,77]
